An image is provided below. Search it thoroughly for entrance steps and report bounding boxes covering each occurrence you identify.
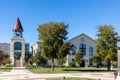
[11,67,33,74]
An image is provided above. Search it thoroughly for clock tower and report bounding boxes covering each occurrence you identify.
[10,18,25,67]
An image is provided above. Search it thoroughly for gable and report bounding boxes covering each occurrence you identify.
[68,33,95,43]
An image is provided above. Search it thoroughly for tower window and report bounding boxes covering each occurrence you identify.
[14,42,22,50]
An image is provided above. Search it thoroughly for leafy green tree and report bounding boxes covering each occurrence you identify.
[74,51,83,67]
[96,25,118,70]
[37,22,72,71]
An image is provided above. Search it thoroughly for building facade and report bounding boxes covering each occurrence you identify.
[66,33,96,67]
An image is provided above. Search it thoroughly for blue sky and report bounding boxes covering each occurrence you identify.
[0,0,120,47]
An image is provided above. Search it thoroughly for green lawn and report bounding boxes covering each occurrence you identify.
[0,68,12,72]
[46,77,95,80]
[26,67,116,74]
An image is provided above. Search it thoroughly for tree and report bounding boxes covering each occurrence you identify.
[3,57,11,65]
[0,51,10,65]
[0,51,4,61]
[96,25,118,70]
[0,51,4,65]
[74,51,83,67]
[37,22,72,71]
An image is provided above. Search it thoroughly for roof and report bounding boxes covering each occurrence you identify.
[13,18,23,32]
[68,33,95,42]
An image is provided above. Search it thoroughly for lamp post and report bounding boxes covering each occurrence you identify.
[116,37,120,80]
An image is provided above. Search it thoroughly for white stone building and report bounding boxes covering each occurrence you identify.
[66,33,96,67]
[31,42,40,56]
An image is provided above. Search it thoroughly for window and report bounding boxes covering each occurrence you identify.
[89,47,93,56]
[71,46,76,55]
[79,44,86,55]
[14,42,22,50]
[25,43,29,52]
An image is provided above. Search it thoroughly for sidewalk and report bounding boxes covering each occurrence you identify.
[0,67,115,80]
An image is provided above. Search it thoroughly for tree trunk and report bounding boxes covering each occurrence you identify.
[51,59,54,71]
[107,59,111,71]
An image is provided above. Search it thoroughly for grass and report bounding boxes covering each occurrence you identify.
[0,67,12,72]
[46,77,95,80]
[26,67,116,74]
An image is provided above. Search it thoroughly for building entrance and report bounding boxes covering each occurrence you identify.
[14,52,21,67]
[15,59,20,67]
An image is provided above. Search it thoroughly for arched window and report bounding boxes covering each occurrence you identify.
[71,46,76,55]
[79,44,86,55]
[14,42,22,50]
[89,47,93,56]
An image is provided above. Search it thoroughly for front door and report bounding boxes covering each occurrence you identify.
[80,60,85,67]
[15,59,20,67]
[14,52,21,67]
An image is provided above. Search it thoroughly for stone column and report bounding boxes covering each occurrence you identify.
[22,41,25,67]
[85,60,88,68]
[10,40,14,66]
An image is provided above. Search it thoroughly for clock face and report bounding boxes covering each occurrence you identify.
[16,32,21,36]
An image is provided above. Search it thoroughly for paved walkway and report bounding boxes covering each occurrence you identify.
[0,67,115,80]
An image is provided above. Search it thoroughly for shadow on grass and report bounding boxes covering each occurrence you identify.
[62,68,116,72]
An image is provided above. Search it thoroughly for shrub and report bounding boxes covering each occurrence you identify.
[69,61,75,67]
[5,64,13,68]
[3,57,11,65]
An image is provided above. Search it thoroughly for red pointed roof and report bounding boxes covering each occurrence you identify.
[13,18,23,32]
